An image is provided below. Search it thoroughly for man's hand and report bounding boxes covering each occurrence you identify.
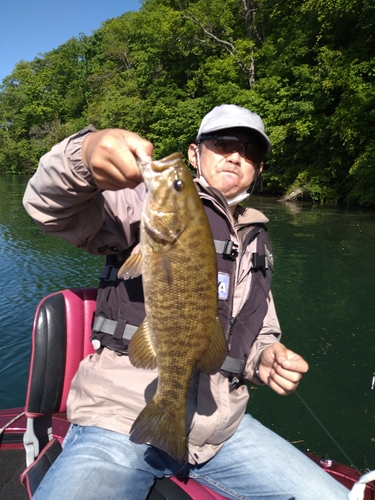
[257,343,309,396]
[82,129,153,190]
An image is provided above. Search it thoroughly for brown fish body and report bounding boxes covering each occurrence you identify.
[118,152,227,462]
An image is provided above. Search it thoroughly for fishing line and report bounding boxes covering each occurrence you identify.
[294,390,359,472]
[225,290,359,470]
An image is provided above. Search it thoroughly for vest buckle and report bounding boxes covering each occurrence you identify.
[222,240,238,260]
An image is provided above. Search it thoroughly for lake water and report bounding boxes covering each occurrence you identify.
[0,174,374,473]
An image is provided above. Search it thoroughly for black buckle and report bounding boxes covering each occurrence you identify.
[229,375,243,389]
[252,253,268,270]
[222,240,238,260]
[99,265,118,282]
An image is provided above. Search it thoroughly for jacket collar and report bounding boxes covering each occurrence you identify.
[194,178,269,227]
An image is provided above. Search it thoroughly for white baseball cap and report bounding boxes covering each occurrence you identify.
[196,104,271,153]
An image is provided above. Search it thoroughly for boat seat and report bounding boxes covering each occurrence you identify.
[21,288,97,497]
[20,288,228,500]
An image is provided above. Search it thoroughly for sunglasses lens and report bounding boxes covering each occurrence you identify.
[215,138,243,154]
[216,138,264,162]
[245,144,264,163]
[201,135,265,162]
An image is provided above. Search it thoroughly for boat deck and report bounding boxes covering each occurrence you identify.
[1,448,28,499]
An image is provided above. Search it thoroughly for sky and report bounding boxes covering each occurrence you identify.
[0,0,141,83]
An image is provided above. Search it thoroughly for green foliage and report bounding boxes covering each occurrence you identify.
[0,0,374,205]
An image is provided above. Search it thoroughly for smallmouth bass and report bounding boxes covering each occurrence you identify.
[118,152,227,463]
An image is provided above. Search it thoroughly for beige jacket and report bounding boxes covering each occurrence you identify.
[23,126,281,464]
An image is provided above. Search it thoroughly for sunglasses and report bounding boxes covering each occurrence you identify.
[199,134,266,163]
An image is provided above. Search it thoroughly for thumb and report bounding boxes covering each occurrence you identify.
[271,343,291,368]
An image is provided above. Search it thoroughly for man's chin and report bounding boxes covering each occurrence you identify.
[220,185,242,199]
[212,177,241,196]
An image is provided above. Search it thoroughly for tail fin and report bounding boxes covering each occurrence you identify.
[130,400,187,463]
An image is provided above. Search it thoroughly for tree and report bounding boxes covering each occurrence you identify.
[0,0,373,205]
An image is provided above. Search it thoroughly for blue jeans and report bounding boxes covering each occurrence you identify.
[33,414,349,500]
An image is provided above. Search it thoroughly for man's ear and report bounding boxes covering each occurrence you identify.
[188,144,198,169]
[257,162,264,177]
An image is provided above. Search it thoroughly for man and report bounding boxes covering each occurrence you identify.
[23,104,348,499]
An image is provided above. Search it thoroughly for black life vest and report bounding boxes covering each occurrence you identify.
[90,200,273,384]
[201,201,273,385]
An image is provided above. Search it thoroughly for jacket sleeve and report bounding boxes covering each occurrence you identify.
[243,291,281,385]
[23,126,145,255]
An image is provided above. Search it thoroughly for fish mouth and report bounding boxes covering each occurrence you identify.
[137,153,184,189]
[137,152,184,176]
[151,152,184,172]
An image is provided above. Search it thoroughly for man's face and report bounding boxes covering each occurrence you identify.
[188,129,263,201]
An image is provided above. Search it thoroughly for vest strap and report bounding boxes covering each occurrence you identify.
[252,252,272,284]
[220,356,245,375]
[252,252,269,270]
[92,316,138,341]
[99,265,119,282]
[214,239,238,260]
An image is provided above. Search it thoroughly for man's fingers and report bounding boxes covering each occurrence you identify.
[82,129,154,191]
[127,133,153,164]
[267,370,302,396]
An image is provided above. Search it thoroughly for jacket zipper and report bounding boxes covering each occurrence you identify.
[196,184,262,350]
[226,226,264,349]
[227,316,236,350]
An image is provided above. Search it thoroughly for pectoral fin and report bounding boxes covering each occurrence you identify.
[128,318,157,369]
[118,252,143,280]
[155,247,172,285]
[197,318,227,374]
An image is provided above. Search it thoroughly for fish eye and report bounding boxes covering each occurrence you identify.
[173,179,184,191]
